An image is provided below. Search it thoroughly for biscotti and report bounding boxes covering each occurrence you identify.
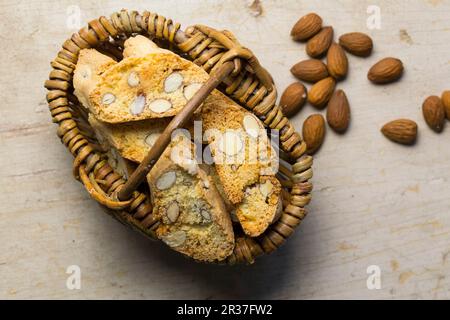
[88,114,170,163]
[207,164,282,237]
[235,176,283,237]
[89,52,210,124]
[123,35,172,58]
[75,35,282,242]
[200,92,279,205]
[147,135,234,262]
[73,49,117,110]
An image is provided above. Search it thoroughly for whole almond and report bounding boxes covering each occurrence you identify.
[291,13,323,41]
[280,82,307,117]
[339,32,373,57]
[327,43,348,80]
[326,90,350,133]
[368,57,404,84]
[423,95,445,133]
[302,114,326,155]
[306,26,334,58]
[308,77,336,109]
[441,90,450,120]
[381,119,418,145]
[290,59,329,83]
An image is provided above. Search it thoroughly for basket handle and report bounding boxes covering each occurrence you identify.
[117,61,235,201]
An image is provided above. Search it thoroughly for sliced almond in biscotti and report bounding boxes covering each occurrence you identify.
[73,49,117,110]
[236,176,282,237]
[127,72,140,87]
[156,171,177,190]
[88,46,209,123]
[291,59,329,83]
[200,92,278,205]
[164,72,184,93]
[243,114,264,138]
[183,83,203,100]
[147,136,234,262]
[166,201,180,223]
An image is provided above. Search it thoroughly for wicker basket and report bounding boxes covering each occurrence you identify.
[44,9,313,265]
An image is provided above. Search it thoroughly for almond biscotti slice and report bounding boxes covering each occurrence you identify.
[73,49,117,110]
[147,136,234,262]
[200,92,279,205]
[89,51,209,124]
[235,176,283,237]
[88,114,170,163]
[207,165,282,237]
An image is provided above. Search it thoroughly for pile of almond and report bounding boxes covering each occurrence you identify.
[281,12,447,153]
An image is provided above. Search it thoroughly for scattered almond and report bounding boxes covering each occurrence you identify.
[308,77,336,109]
[423,96,445,133]
[368,57,403,84]
[279,82,307,117]
[327,43,348,80]
[302,114,326,155]
[306,26,334,58]
[339,32,373,57]
[326,90,350,133]
[291,13,323,41]
[441,90,450,121]
[290,59,329,83]
[381,119,418,145]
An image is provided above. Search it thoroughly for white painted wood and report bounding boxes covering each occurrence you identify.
[1,0,450,299]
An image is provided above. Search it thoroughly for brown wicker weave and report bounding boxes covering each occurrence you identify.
[44,9,313,265]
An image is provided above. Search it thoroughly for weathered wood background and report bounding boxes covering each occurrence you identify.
[1,0,450,299]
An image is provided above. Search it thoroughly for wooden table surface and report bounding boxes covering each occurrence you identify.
[1,0,450,299]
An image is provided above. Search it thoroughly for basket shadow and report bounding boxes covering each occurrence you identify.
[125,224,305,300]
